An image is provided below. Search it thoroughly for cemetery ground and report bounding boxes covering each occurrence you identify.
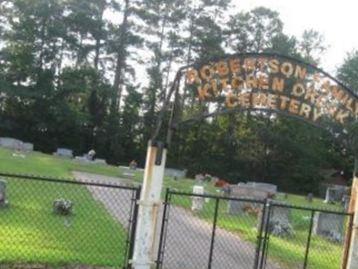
[0,147,347,268]
[172,195,347,269]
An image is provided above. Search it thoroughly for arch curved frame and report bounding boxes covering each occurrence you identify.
[152,52,358,146]
[179,52,358,97]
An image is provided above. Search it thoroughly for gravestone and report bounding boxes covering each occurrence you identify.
[313,212,345,242]
[246,182,278,197]
[307,193,313,203]
[87,149,96,160]
[165,168,187,179]
[342,195,350,211]
[192,185,204,211]
[259,202,293,237]
[324,186,348,203]
[228,199,246,214]
[324,187,335,203]
[94,158,106,165]
[0,179,8,207]
[195,174,204,183]
[123,172,135,179]
[222,185,231,196]
[230,184,271,199]
[0,137,23,150]
[270,205,291,223]
[211,177,219,185]
[228,185,269,215]
[23,143,34,151]
[55,148,73,158]
[74,156,88,162]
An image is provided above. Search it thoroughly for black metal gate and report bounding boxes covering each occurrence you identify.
[258,203,354,269]
[156,189,354,269]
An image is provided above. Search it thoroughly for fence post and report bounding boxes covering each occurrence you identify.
[346,158,358,269]
[127,187,142,266]
[208,198,220,269]
[253,199,267,269]
[259,200,272,269]
[303,210,315,269]
[156,188,171,268]
[132,141,167,269]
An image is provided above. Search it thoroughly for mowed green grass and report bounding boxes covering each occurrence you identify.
[0,147,349,268]
[0,148,125,178]
[0,148,131,266]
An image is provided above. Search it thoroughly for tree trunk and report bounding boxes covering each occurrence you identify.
[112,0,130,112]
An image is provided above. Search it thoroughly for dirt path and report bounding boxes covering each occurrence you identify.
[73,172,280,269]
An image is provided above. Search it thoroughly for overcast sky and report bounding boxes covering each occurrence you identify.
[233,0,358,74]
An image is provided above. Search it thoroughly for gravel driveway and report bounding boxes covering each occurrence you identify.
[73,172,280,269]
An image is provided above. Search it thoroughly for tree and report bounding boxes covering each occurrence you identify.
[337,50,358,94]
[265,33,300,57]
[227,7,283,53]
[299,29,326,65]
[109,0,143,112]
[141,0,186,141]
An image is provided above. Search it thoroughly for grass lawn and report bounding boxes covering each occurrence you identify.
[0,148,126,178]
[0,148,133,267]
[0,147,349,268]
[0,147,218,194]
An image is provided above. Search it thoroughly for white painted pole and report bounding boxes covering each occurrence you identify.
[132,141,167,269]
[346,158,358,269]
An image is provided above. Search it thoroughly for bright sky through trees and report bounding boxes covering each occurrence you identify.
[234,0,358,73]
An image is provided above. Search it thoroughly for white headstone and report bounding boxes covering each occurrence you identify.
[192,185,204,211]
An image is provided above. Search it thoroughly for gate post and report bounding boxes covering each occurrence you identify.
[346,158,358,269]
[132,141,167,269]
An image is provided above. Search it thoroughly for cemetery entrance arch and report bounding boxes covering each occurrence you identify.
[132,53,357,269]
[154,53,357,143]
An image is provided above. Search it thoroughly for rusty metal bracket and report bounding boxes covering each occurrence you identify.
[153,141,165,166]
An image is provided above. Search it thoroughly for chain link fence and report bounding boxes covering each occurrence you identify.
[0,172,140,268]
[0,173,353,269]
[157,189,353,269]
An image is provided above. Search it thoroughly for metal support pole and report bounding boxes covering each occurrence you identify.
[156,188,171,269]
[346,158,358,269]
[253,200,267,269]
[132,141,167,269]
[260,201,272,269]
[208,198,220,269]
[303,210,315,269]
[127,187,142,266]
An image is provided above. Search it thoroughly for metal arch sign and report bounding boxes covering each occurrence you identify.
[178,53,357,131]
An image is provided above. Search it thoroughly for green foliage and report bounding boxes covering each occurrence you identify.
[227,7,284,53]
[299,29,326,65]
[0,0,355,194]
[338,50,358,94]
